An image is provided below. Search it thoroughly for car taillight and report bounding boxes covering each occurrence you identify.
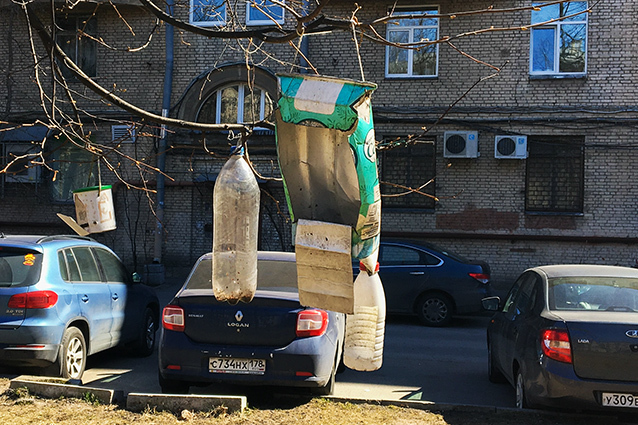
[541,328,572,364]
[162,305,185,332]
[469,273,490,284]
[296,309,328,337]
[8,291,58,309]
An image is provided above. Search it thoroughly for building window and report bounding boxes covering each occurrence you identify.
[56,15,97,79]
[530,2,588,76]
[49,137,97,202]
[2,143,40,183]
[246,0,284,26]
[190,0,226,27]
[379,139,436,209]
[525,136,584,214]
[197,84,274,126]
[386,7,439,78]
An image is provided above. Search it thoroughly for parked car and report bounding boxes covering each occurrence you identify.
[158,251,345,395]
[0,234,159,381]
[483,264,638,412]
[360,240,491,326]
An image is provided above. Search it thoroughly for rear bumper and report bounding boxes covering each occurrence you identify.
[526,358,638,412]
[0,344,59,367]
[158,330,339,389]
[454,284,492,315]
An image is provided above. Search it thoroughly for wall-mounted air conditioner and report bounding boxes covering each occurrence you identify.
[443,131,479,158]
[111,124,136,143]
[494,135,527,159]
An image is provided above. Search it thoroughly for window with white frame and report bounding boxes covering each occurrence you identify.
[56,15,97,79]
[530,2,588,76]
[197,84,274,127]
[386,7,439,78]
[190,0,226,27]
[49,137,97,202]
[246,0,284,26]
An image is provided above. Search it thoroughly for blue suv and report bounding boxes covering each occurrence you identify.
[0,235,159,380]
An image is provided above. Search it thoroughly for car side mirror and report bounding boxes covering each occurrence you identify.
[482,296,501,311]
[132,272,142,283]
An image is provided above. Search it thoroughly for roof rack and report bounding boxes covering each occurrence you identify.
[36,235,97,244]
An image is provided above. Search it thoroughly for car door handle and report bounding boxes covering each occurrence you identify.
[112,293,119,301]
[410,271,425,275]
[81,295,89,303]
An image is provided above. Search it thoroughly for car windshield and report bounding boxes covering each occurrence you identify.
[185,258,298,293]
[0,248,43,287]
[549,277,638,312]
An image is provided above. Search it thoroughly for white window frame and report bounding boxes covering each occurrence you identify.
[246,0,285,26]
[385,6,439,78]
[190,0,226,27]
[529,1,588,77]
[200,84,272,129]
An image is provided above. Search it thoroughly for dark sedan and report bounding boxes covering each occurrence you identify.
[158,251,345,395]
[484,264,638,412]
[369,240,491,326]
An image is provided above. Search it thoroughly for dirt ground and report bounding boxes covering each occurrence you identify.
[0,378,630,425]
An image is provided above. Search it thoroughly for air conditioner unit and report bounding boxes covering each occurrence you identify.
[443,131,479,158]
[111,124,136,143]
[494,135,527,159]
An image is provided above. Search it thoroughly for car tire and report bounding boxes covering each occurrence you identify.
[53,327,87,381]
[416,293,453,327]
[132,307,156,357]
[158,371,190,394]
[515,370,528,409]
[488,342,507,384]
[311,366,336,396]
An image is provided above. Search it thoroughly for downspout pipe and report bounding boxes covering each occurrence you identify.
[153,0,174,269]
[299,0,309,73]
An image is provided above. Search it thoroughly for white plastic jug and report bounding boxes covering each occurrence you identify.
[212,147,260,304]
[343,262,386,371]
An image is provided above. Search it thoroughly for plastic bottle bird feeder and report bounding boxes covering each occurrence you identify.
[275,73,382,314]
[72,185,117,234]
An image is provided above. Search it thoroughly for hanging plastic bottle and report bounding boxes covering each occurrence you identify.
[343,261,386,371]
[212,146,260,304]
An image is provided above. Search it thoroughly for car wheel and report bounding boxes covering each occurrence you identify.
[132,307,156,357]
[488,341,507,384]
[158,371,190,394]
[515,371,528,409]
[416,293,453,326]
[55,327,87,381]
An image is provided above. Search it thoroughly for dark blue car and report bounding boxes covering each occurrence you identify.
[158,251,345,395]
[0,234,159,380]
[368,240,492,326]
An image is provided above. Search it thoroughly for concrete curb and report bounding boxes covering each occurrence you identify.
[10,376,122,405]
[9,376,246,414]
[127,393,247,414]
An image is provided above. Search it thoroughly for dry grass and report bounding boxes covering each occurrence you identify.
[0,378,626,425]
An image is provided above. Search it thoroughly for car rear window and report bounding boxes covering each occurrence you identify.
[549,277,638,311]
[0,248,43,287]
[185,258,298,293]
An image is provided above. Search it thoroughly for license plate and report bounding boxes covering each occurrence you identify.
[209,357,266,375]
[602,392,638,408]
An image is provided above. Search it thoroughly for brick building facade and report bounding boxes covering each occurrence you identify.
[1,1,637,287]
